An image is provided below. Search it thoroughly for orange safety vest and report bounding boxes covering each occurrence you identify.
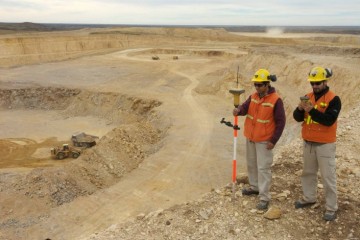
[302,91,337,143]
[244,92,279,142]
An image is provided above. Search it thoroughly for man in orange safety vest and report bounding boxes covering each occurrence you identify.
[293,66,341,221]
[233,69,286,210]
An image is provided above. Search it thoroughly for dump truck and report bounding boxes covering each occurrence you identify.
[71,132,98,148]
[51,144,81,160]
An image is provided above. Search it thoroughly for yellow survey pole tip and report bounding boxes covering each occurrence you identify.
[229,89,245,108]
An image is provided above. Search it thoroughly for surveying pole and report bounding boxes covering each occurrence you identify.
[228,88,245,198]
[220,66,245,199]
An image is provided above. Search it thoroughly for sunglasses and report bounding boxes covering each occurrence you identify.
[254,83,266,87]
[310,81,323,86]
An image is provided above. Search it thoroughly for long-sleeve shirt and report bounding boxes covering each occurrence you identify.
[237,87,286,145]
[293,87,341,126]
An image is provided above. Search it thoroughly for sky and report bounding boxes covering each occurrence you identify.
[0,0,359,26]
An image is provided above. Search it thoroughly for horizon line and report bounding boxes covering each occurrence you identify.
[1,22,360,28]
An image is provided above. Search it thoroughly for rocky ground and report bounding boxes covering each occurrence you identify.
[86,105,360,240]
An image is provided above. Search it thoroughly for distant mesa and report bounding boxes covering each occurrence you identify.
[0,22,56,32]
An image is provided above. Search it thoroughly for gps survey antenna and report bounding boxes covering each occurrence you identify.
[220,66,245,199]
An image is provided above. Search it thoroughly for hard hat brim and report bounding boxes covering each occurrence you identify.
[251,78,270,82]
[307,78,328,82]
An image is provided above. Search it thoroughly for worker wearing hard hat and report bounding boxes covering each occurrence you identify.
[293,66,341,221]
[233,69,286,210]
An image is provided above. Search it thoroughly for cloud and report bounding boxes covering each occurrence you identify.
[0,0,359,25]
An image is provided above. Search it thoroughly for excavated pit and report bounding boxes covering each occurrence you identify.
[0,87,164,169]
[124,48,246,62]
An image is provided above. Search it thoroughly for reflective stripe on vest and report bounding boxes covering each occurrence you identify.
[262,103,274,108]
[257,119,270,123]
[251,99,274,108]
[246,114,254,120]
[246,114,271,123]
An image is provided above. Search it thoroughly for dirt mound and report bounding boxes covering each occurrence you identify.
[297,45,360,56]
[303,35,360,45]
[0,87,161,119]
[0,87,80,110]
[0,121,166,237]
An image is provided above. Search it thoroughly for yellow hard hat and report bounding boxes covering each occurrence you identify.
[308,67,332,82]
[251,69,270,82]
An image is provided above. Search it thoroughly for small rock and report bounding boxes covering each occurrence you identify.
[353,168,360,177]
[236,175,249,184]
[199,210,209,220]
[263,207,282,220]
[277,196,286,201]
[311,203,321,209]
[338,186,348,193]
[283,190,291,195]
[274,192,288,201]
